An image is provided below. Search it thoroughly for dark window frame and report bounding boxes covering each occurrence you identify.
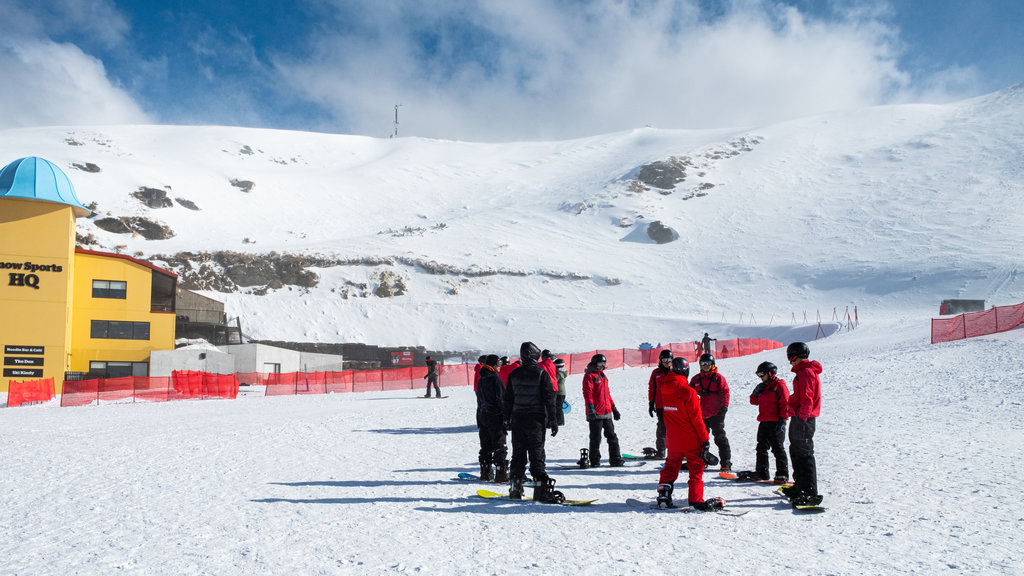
[90,320,151,341]
[92,279,127,299]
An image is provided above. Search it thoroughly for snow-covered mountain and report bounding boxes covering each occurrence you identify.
[2,84,1022,353]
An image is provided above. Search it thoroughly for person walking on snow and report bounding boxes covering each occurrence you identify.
[476,355,509,482]
[647,349,673,458]
[424,356,441,397]
[503,342,560,502]
[748,361,790,482]
[690,353,733,470]
[656,357,724,511]
[781,342,823,506]
[582,354,624,467]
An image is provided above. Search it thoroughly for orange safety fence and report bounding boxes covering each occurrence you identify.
[931,301,1024,344]
[8,377,55,407]
[50,338,782,407]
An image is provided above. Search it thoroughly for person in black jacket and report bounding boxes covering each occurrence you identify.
[503,341,559,502]
[476,355,508,482]
[424,356,440,397]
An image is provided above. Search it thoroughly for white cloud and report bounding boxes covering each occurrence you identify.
[0,40,151,128]
[276,0,916,140]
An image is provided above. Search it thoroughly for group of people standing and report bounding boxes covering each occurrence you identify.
[647,341,823,508]
[471,338,823,509]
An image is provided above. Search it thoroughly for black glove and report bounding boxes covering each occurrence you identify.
[550,425,559,437]
[612,406,621,420]
[752,382,767,397]
[648,401,655,417]
[699,441,719,466]
[586,404,597,421]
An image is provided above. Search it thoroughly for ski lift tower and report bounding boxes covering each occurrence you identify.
[392,104,402,138]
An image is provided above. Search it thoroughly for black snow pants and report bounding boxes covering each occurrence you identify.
[755,420,789,479]
[510,413,548,481]
[789,416,818,495]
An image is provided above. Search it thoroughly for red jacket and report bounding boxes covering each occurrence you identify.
[582,368,615,417]
[647,366,670,409]
[498,361,520,385]
[661,371,709,453]
[749,376,790,422]
[789,360,822,420]
[539,358,558,392]
[690,369,730,418]
[473,363,483,391]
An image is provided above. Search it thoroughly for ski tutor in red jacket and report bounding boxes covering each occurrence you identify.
[582,367,615,417]
[647,366,670,410]
[689,368,730,419]
[660,371,709,453]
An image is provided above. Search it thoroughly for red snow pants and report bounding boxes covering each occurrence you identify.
[658,449,705,504]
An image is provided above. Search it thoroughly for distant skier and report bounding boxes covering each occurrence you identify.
[476,355,508,482]
[701,333,717,355]
[656,357,724,511]
[781,342,824,507]
[748,361,790,482]
[690,353,732,470]
[503,342,559,502]
[646,349,673,458]
[424,356,440,397]
[582,354,624,467]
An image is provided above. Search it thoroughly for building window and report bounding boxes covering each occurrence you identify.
[89,361,149,378]
[92,280,127,299]
[90,320,151,340]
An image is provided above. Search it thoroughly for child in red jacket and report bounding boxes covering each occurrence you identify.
[782,342,823,507]
[748,361,790,482]
[657,358,724,511]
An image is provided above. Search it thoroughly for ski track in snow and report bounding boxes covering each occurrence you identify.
[2,318,1022,574]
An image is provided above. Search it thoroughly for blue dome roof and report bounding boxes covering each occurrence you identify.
[0,156,91,217]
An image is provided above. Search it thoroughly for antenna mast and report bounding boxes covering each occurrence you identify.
[393,104,402,138]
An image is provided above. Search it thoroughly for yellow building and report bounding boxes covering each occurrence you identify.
[0,156,177,393]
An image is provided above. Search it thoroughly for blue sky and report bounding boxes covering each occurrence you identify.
[0,0,1020,141]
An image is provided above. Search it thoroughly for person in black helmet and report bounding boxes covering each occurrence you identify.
[781,342,823,506]
[690,352,732,470]
[503,342,559,502]
[646,349,673,458]
[749,361,791,482]
[582,353,624,467]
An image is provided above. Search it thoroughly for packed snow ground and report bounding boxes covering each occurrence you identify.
[2,316,1021,575]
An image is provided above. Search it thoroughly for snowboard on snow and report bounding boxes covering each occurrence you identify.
[625,498,749,516]
[475,488,596,506]
[719,471,793,486]
[775,486,826,513]
[555,460,647,471]
[457,472,533,485]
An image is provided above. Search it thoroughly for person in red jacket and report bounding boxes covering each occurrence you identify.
[646,349,673,458]
[690,353,732,470]
[657,357,724,511]
[581,354,624,467]
[781,342,823,506]
[748,361,790,482]
[498,357,520,385]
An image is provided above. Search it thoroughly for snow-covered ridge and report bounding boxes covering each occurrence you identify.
[2,85,1022,350]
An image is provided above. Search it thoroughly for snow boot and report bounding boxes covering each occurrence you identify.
[780,485,801,500]
[719,461,733,472]
[480,461,494,482]
[656,449,667,459]
[690,497,725,511]
[576,448,591,469]
[609,457,626,467]
[493,460,509,483]
[656,483,675,508]
[533,477,564,504]
[509,477,525,500]
[755,453,770,480]
[792,493,823,507]
[773,473,790,484]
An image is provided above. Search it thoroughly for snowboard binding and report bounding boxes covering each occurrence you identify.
[576,448,590,469]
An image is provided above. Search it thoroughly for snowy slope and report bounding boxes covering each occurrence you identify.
[1,85,1021,351]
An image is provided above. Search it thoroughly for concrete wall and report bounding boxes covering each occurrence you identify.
[299,351,346,372]
[150,348,235,376]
